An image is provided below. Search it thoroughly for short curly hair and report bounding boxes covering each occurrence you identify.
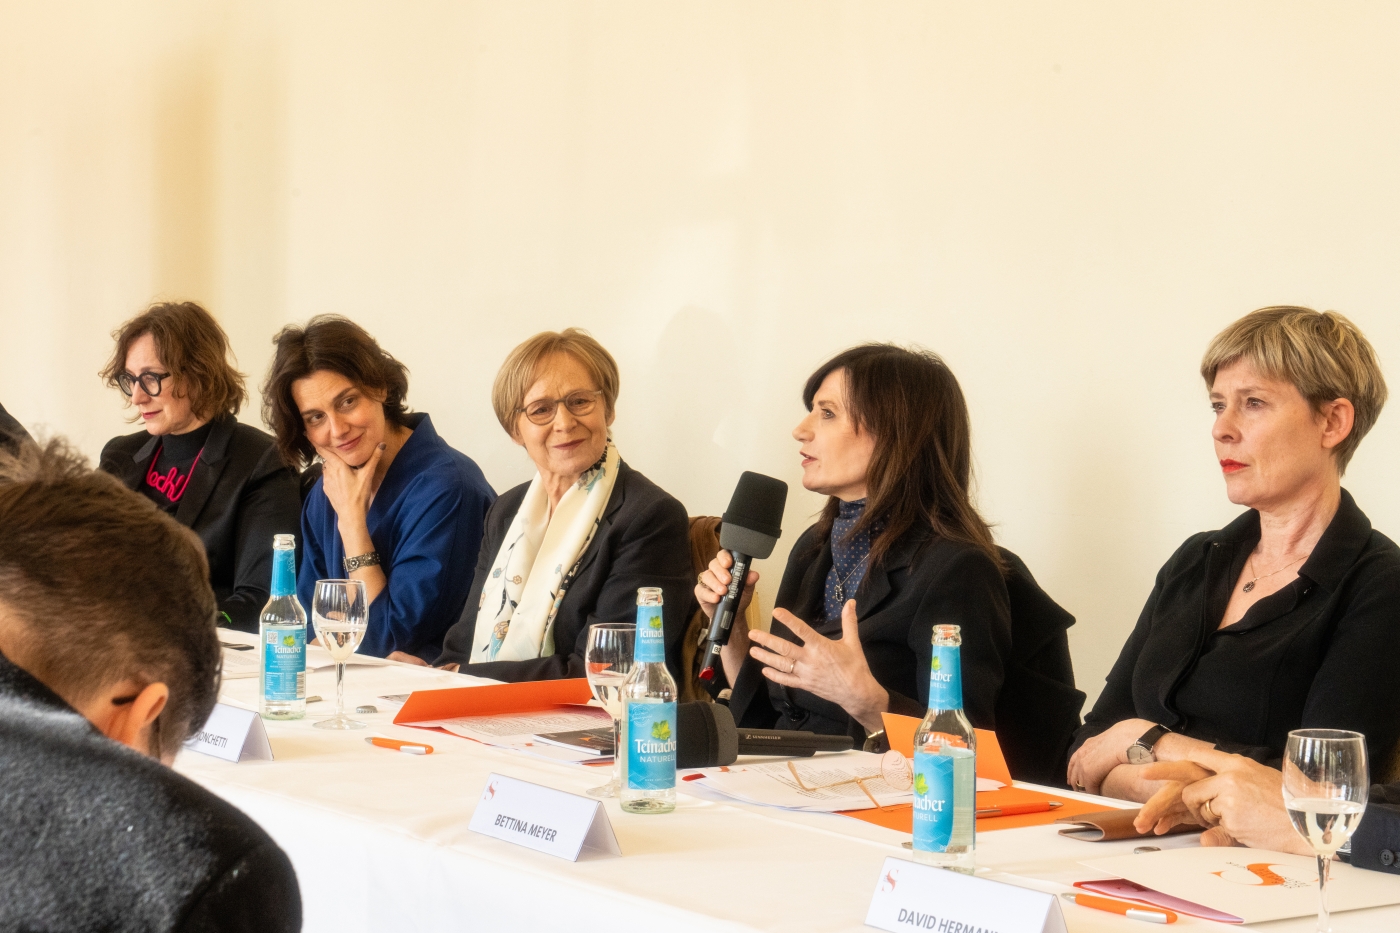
[1201,306,1387,473]
[99,302,247,422]
[262,316,412,469]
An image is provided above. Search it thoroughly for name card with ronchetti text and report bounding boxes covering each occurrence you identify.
[866,857,1066,933]
[183,703,274,763]
[469,773,621,861]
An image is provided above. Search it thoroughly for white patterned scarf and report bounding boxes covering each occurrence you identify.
[469,441,621,663]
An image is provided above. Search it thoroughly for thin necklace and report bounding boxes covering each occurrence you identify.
[1241,553,1307,593]
[833,551,871,603]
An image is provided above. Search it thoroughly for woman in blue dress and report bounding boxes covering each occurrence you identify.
[262,316,495,662]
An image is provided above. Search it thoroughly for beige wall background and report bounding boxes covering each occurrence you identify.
[3,2,1398,709]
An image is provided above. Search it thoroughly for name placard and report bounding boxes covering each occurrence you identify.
[183,703,274,763]
[469,773,621,861]
[865,857,1066,933]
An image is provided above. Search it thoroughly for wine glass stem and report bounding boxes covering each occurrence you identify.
[335,661,346,720]
[611,716,622,788]
[1316,854,1330,933]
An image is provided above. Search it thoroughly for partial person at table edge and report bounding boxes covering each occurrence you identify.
[264,315,495,663]
[98,301,302,632]
[1067,306,1400,802]
[433,328,694,682]
[695,343,1083,782]
[1134,744,1400,876]
[0,437,301,932]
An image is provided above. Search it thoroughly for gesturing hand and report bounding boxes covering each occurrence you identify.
[316,442,386,529]
[748,599,888,734]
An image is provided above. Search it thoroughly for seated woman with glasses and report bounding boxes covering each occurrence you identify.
[99,302,302,631]
[263,316,496,662]
[695,345,1081,769]
[432,329,694,682]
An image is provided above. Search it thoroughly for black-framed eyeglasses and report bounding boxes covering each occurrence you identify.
[117,371,172,397]
[516,389,603,426]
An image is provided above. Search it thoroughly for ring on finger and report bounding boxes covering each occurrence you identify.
[788,659,797,674]
[1201,797,1218,824]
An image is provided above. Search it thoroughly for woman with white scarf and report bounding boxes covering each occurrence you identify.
[434,329,693,682]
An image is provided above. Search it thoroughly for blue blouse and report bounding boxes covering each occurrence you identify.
[299,413,496,661]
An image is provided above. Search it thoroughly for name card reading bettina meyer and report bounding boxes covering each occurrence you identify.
[865,857,1066,933]
[468,773,621,861]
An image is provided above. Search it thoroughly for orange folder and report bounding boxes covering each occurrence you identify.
[879,711,1013,785]
[392,678,594,725]
[838,712,1100,832]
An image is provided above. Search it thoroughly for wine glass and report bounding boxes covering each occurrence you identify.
[1283,729,1369,933]
[584,622,635,798]
[311,578,369,731]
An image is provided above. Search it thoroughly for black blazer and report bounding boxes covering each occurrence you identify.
[1072,489,1400,768]
[100,416,302,632]
[0,651,301,932]
[436,461,695,681]
[1352,784,1400,875]
[725,526,1083,784]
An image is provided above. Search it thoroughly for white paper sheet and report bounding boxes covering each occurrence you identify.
[1082,847,1400,924]
[219,644,261,680]
[693,752,915,811]
[415,706,613,763]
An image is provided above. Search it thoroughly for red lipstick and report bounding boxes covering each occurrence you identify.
[1220,459,1246,474]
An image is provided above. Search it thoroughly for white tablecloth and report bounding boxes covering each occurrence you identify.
[176,631,1400,932]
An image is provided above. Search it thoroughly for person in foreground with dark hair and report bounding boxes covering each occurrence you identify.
[0,401,31,454]
[433,328,693,681]
[0,438,301,933]
[99,301,301,631]
[1067,307,1400,802]
[264,315,495,662]
[695,345,1081,778]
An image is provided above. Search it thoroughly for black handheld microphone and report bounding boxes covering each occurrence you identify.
[675,702,855,769]
[697,471,787,682]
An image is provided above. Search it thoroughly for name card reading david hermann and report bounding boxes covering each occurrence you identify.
[865,858,1065,933]
[469,773,620,861]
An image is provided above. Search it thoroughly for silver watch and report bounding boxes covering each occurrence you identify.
[1126,723,1172,765]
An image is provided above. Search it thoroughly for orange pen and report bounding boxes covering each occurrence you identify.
[365,737,434,755]
[1062,892,1177,924]
[975,801,1063,818]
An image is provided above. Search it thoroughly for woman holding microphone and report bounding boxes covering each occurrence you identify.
[696,344,1077,760]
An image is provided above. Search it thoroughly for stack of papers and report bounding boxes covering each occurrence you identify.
[417,707,613,763]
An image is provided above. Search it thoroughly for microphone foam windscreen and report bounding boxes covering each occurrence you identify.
[721,471,787,540]
[676,701,738,769]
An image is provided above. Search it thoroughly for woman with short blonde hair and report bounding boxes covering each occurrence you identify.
[1069,305,1400,802]
[435,328,693,683]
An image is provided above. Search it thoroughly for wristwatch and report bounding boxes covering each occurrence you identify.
[343,551,382,574]
[1126,724,1172,764]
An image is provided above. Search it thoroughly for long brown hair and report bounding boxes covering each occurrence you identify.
[99,301,246,422]
[803,344,1000,571]
[262,315,412,469]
